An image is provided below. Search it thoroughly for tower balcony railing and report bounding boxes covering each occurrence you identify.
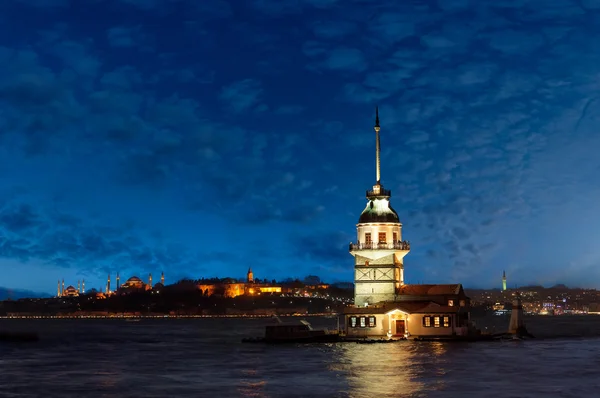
[366,188,391,197]
[349,241,410,251]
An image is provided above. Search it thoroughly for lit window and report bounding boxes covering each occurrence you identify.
[434,316,440,328]
[448,300,454,307]
[424,316,431,327]
[378,232,386,243]
[360,316,366,328]
[443,316,450,327]
[368,316,376,327]
[459,300,466,307]
[349,316,357,328]
[365,233,372,245]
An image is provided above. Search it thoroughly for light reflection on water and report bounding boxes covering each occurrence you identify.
[1,318,600,397]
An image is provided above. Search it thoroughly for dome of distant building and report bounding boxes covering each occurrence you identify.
[358,199,399,224]
[121,276,146,290]
[62,285,79,297]
[153,282,164,290]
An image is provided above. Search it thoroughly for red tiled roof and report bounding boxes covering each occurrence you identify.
[343,301,462,315]
[397,284,463,296]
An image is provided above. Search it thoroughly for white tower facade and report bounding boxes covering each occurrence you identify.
[349,108,410,307]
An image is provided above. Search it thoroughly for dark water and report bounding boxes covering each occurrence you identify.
[1,317,600,397]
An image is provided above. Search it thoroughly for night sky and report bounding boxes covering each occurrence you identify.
[1,0,600,295]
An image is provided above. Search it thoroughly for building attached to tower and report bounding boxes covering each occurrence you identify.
[342,109,474,339]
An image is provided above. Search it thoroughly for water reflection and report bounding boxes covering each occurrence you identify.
[341,343,426,398]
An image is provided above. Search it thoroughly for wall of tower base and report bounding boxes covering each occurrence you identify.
[354,281,398,307]
[355,254,401,266]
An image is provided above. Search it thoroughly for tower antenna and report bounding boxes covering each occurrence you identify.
[374,106,381,184]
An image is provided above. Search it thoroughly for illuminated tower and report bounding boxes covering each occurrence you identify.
[77,280,80,293]
[82,279,85,293]
[116,272,120,289]
[349,108,410,307]
[106,273,111,294]
[149,273,153,286]
[502,270,507,291]
[160,272,164,285]
[247,268,254,283]
[57,280,61,297]
[62,279,65,296]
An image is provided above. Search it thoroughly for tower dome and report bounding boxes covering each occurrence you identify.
[358,196,400,224]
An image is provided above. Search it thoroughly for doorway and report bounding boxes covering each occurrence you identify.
[395,320,405,336]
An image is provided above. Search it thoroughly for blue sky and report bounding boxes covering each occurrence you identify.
[1,0,600,294]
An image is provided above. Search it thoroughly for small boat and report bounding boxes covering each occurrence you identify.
[242,316,340,344]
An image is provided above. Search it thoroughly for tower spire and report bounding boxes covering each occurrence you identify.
[374,106,381,184]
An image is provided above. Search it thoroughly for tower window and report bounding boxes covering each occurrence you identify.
[448,300,454,307]
[368,316,376,327]
[393,232,397,242]
[365,233,372,245]
[349,316,357,328]
[378,232,386,243]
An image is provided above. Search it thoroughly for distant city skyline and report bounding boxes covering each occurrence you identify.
[1,1,600,293]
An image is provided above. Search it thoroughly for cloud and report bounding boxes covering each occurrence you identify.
[251,0,338,16]
[13,0,67,7]
[107,26,147,48]
[306,47,368,73]
[219,79,265,113]
[0,199,206,277]
[275,105,304,115]
[117,0,161,10]
[311,20,357,39]
[293,230,353,265]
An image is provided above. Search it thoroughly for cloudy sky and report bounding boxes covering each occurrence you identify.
[1,0,600,294]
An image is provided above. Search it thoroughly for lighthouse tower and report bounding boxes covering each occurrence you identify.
[349,108,410,307]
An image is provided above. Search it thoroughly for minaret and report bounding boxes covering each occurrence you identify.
[82,279,85,293]
[247,268,254,283]
[106,273,111,294]
[149,273,153,286]
[116,272,120,289]
[502,270,507,291]
[160,272,164,285]
[77,280,80,293]
[375,106,381,184]
[57,280,61,297]
[62,279,65,296]
[349,108,409,307]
